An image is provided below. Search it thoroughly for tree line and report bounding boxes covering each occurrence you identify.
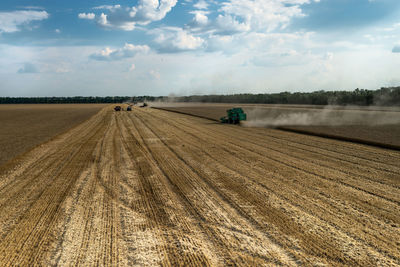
[172,87,400,106]
[0,96,159,104]
[1,87,399,106]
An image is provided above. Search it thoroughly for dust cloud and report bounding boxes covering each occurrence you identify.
[242,106,400,127]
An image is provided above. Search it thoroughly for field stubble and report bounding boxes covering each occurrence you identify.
[152,103,400,148]
[0,104,107,166]
[0,105,399,266]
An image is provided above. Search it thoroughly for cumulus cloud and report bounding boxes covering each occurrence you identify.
[18,63,39,73]
[186,10,210,32]
[392,45,400,53]
[84,0,178,31]
[186,0,318,36]
[78,13,95,20]
[0,10,49,33]
[90,43,150,61]
[152,27,205,52]
[193,0,209,10]
[220,0,305,32]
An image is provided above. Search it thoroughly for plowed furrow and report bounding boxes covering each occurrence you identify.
[151,110,400,207]
[137,109,399,265]
[0,106,398,266]
[0,111,108,265]
[129,112,297,265]
[151,110,400,186]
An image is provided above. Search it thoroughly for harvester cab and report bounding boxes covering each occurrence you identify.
[220,108,247,124]
[127,106,132,111]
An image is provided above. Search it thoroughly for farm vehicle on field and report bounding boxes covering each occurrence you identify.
[114,105,133,111]
[220,108,247,124]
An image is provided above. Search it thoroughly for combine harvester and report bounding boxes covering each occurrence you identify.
[220,108,247,124]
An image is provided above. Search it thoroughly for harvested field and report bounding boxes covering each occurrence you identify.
[0,104,107,166]
[152,103,400,148]
[0,105,399,266]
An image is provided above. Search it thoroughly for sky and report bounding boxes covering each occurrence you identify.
[0,0,400,96]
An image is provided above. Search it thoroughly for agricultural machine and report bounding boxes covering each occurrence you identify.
[127,106,132,111]
[114,106,121,111]
[220,108,247,124]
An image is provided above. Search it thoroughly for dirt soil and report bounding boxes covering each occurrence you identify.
[0,106,399,266]
[0,104,107,166]
[153,104,400,148]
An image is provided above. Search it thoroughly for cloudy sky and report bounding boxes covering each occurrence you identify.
[1,0,400,96]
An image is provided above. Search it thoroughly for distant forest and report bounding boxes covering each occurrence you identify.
[173,87,400,106]
[0,96,155,104]
[1,87,399,106]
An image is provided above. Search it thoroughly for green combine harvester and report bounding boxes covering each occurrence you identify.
[220,108,247,124]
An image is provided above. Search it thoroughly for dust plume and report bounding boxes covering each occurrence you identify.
[242,106,400,127]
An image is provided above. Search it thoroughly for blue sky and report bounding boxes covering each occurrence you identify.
[0,0,400,96]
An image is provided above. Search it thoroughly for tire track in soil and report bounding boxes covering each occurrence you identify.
[0,106,398,266]
[138,108,400,265]
[137,111,344,265]
[117,113,219,266]
[149,110,400,208]
[143,109,400,249]
[127,111,297,266]
[152,109,400,186]
[0,109,110,266]
[154,107,400,167]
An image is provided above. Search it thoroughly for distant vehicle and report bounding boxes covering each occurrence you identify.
[220,108,247,124]
[114,106,121,111]
[127,106,132,111]
[140,102,148,108]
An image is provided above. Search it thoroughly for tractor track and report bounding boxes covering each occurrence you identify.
[137,109,399,265]
[137,109,399,264]
[147,110,400,205]
[0,106,398,266]
[130,112,297,265]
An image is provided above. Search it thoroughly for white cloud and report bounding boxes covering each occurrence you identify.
[214,14,250,35]
[192,11,209,26]
[219,0,305,33]
[193,0,209,10]
[185,0,320,37]
[0,10,49,33]
[131,0,177,24]
[90,43,150,61]
[186,10,210,32]
[55,29,61,34]
[89,0,178,31]
[153,27,205,52]
[93,5,121,10]
[78,13,95,20]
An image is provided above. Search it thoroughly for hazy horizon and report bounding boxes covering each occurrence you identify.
[1,0,400,97]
